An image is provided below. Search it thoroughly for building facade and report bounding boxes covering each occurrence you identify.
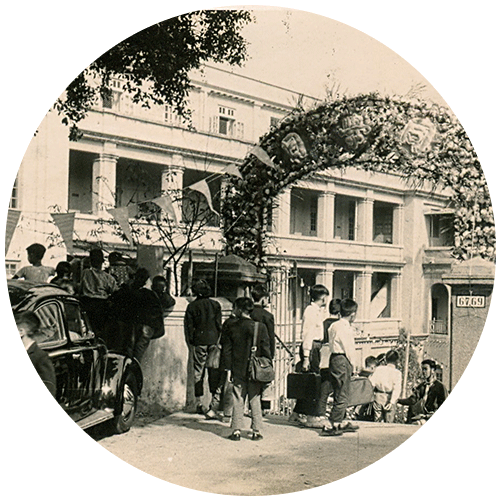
[8,65,463,388]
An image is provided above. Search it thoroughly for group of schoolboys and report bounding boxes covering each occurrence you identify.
[289,284,448,435]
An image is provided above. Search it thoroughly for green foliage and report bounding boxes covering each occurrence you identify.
[54,10,252,139]
[221,94,495,266]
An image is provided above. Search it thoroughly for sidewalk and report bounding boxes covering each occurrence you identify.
[94,411,419,495]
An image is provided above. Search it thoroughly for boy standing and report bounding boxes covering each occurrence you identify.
[13,243,55,283]
[222,297,271,441]
[289,284,329,427]
[322,298,359,436]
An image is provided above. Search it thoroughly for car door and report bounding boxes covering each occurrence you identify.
[62,299,107,420]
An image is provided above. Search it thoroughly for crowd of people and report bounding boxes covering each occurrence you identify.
[184,280,448,441]
[13,243,448,440]
[12,243,176,364]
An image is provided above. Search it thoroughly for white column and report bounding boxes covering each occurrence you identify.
[274,188,291,236]
[357,195,374,243]
[391,272,402,318]
[92,146,117,215]
[318,191,335,241]
[161,156,185,217]
[393,203,404,246]
[355,269,372,320]
[316,267,334,295]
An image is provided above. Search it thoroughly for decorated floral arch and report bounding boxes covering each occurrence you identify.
[221,94,495,267]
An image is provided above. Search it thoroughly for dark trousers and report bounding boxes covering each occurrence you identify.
[80,296,109,336]
[293,341,322,416]
[318,368,333,417]
[329,354,352,423]
[131,324,155,363]
[193,345,222,400]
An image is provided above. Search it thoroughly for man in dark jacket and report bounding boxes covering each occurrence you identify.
[222,297,271,441]
[184,280,222,415]
[250,284,275,411]
[398,359,448,424]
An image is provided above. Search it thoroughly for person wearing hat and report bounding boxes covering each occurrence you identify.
[184,279,222,416]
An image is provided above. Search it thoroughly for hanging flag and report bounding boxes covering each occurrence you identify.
[5,209,21,254]
[151,194,178,224]
[223,163,243,179]
[188,180,218,215]
[107,206,134,243]
[51,212,75,254]
[249,145,275,169]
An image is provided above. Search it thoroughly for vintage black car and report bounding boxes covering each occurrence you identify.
[9,280,143,433]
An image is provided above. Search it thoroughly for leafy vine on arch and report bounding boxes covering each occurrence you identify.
[221,94,495,267]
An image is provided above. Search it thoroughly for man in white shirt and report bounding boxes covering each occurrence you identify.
[322,298,360,436]
[289,284,329,426]
[369,350,402,423]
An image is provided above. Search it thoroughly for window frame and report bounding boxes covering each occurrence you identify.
[34,300,68,348]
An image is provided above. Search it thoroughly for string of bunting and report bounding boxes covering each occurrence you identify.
[106,161,241,243]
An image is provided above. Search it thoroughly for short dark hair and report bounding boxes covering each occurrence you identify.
[133,267,150,288]
[422,359,437,370]
[329,299,341,316]
[386,350,399,365]
[55,261,71,276]
[251,284,269,302]
[234,296,254,315]
[152,275,167,287]
[340,298,358,317]
[364,355,377,367]
[192,279,212,298]
[108,251,123,265]
[310,284,329,302]
[89,248,104,268]
[26,243,46,260]
[15,311,40,335]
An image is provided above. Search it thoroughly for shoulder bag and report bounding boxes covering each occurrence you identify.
[248,321,275,383]
[206,332,222,369]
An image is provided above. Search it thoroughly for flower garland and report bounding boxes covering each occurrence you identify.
[221,94,495,267]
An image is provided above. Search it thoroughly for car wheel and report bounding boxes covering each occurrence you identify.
[113,372,138,434]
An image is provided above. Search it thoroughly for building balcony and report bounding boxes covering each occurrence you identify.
[272,234,404,267]
[72,212,224,255]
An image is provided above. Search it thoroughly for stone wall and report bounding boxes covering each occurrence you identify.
[139,296,233,413]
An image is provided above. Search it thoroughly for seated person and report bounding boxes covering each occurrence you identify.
[398,359,447,424]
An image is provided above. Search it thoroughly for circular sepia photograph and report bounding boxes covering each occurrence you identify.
[2,4,498,498]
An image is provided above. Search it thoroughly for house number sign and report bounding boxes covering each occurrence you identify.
[456,295,485,308]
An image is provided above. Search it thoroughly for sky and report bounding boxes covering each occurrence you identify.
[214,8,445,103]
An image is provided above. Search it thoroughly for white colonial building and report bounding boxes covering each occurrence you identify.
[8,65,458,388]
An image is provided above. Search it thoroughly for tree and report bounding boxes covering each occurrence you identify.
[54,10,252,140]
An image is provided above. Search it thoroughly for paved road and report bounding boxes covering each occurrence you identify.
[92,412,418,495]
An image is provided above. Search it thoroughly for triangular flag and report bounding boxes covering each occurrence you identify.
[151,194,178,224]
[51,213,75,254]
[107,206,134,243]
[5,209,20,255]
[249,145,275,169]
[223,163,242,179]
[188,180,218,216]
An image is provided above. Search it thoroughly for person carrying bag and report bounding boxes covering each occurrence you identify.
[222,297,272,441]
[249,321,275,383]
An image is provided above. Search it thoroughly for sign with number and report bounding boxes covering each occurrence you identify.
[456,296,485,308]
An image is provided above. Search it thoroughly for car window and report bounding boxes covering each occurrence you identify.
[64,301,92,341]
[34,302,66,345]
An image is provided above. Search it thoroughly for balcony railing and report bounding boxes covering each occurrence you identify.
[429,319,448,334]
